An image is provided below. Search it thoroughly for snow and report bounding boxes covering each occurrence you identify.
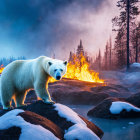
[110,101,140,114]
[131,63,140,68]
[0,109,59,140]
[54,103,100,140]
[54,103,86,125]
[124,72,140,82]
[64,124,100,140]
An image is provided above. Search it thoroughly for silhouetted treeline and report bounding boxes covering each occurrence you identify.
[0,56,26,66]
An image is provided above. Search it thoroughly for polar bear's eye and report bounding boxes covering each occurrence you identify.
[54,69,57,72]
[60,69,63,72]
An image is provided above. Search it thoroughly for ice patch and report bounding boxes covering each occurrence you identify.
[0,109,59,140]
[54,103,100,140]
[110,101,140,114]
[128,122,134,125]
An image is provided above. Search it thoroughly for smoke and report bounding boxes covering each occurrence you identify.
[0,0,119,60]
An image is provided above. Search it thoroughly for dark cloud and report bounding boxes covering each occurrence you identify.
[0,0,107,59]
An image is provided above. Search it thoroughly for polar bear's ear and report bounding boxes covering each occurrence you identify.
[48,61,52,66]
[63,60,68,66]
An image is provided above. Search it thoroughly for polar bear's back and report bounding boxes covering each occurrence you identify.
[1,59,36,91]
[0,56,52,92]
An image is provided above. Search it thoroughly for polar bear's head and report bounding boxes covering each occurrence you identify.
[47,60,68,80]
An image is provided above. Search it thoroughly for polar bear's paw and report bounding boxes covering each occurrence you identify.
[3,106,14,110]
[44,99,55,105]
[17,103,27,108]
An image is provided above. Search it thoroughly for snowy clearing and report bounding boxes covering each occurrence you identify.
[0,109,59,140]
[110,101,140,114]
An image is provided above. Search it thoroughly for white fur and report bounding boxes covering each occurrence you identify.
[0,56,67,109]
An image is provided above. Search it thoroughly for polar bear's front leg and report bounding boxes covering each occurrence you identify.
[41,88,55,104]
[34,82,55,104]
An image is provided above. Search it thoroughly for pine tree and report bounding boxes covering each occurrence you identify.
[114,30,127,68]
[109,36,112,69]
[76,40,84,58]
[112,0,139,69]
[131,22,140,62]
[69,51,73,62]
[98,49,101,70]
[104,42,109,70]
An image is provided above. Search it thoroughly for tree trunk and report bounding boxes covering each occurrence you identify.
[136,37,138,62]
[126,0,130,69]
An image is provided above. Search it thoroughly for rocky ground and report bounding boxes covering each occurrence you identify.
[0,101,103,140]
[87,95,140,119]
[87,63,140,119]
[0,63,140,139]
[19,77,133,106]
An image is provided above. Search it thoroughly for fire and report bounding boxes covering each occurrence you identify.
[0,55,104,83]
[65,55,104,83]
[49,53,104,83]
[0,65,4,74]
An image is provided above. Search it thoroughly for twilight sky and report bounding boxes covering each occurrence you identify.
[0,0,119,60]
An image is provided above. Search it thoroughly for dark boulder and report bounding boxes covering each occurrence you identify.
[48,79,107,105]
[52,90,109,105]
[0,126,21,140]
[126,92,140,108]
[0,110,63,140]
[90,84,131,98]
[87,97,140,119]
[18,111,64,139]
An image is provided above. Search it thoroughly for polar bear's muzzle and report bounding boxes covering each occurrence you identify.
[56,75,61,80]
[55,72,62,80]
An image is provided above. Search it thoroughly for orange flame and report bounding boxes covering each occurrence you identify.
[0,55,104,83]
[50,54,104,83]
[0,65,4,74]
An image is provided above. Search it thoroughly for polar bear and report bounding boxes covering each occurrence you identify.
[0,56,67,109]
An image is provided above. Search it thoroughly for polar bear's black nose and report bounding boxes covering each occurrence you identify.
[56,76,61,80]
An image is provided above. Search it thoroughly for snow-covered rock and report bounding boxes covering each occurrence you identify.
[110,101,140,114]
[87,97,140,119]
[131,63,140,68]
[0,101,103,140]
[54,103,100,140]
[54,103,86,125]
[0,109,61,140]
[64,124,100,140]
